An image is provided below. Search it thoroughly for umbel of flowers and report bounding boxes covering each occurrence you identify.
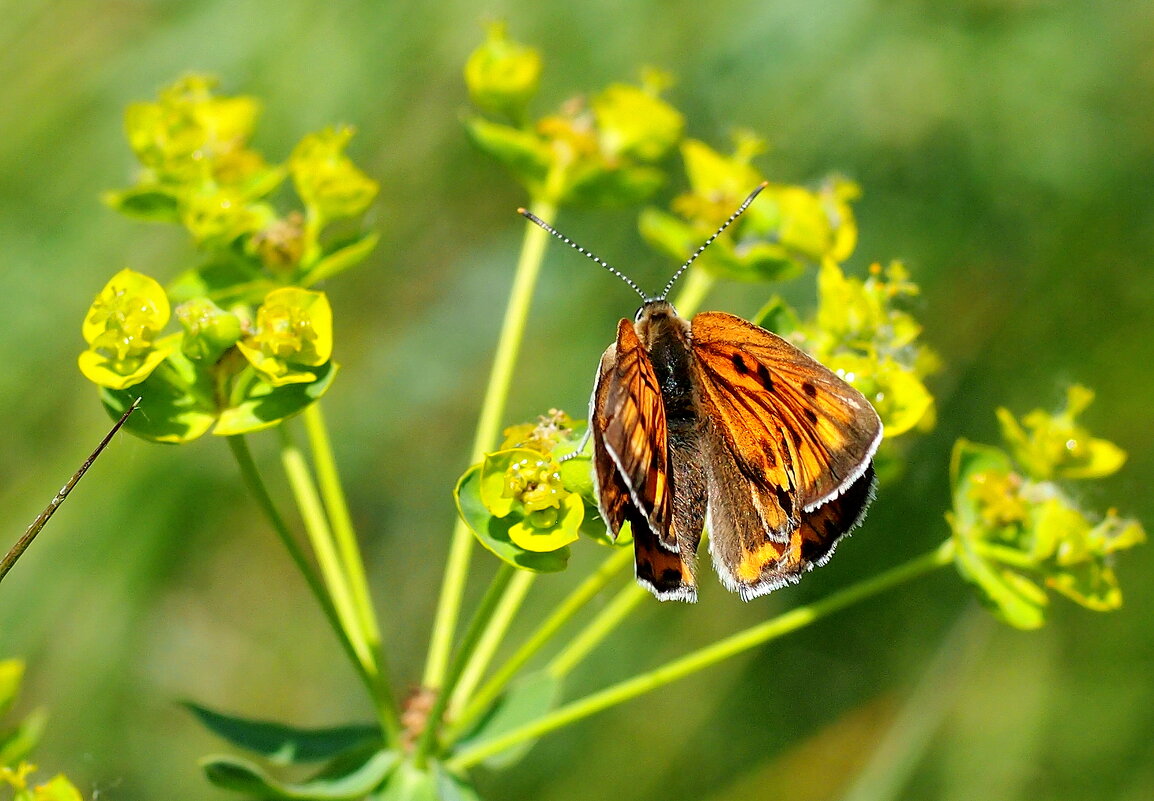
[79,75,378,441]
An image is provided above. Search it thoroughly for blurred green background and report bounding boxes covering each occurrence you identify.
[2,1,1152,799]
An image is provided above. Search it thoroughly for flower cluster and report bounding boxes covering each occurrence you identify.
[641,134,859,283]
[766,259,938,439]
[456,410,605,568]
[949,386,1144,628]
[80,75,376,441]
[463,23,683,206]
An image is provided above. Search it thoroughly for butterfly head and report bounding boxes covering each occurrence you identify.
[634,298,679,323]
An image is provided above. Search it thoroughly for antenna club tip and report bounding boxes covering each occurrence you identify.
[757,180,769,189]
[516,207,529,216]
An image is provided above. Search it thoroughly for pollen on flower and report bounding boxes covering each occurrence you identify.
[503,456,567,513]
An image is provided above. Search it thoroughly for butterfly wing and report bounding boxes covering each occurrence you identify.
[690,311,882,599]
[591,319,696,600]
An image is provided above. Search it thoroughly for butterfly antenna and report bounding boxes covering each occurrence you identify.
[519,208,649,301]
[657,181,769,300]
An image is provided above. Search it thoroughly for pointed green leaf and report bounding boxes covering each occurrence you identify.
[954,542,1047,630]
[184,702,381,765]
[752,295,801,335]
[103,186,180,222]
[461,115,550,190]
[304,231,380,286]
[0,707,47,765]
[202,750,399,800]
[455,465,571,573]
[455,671,560,769]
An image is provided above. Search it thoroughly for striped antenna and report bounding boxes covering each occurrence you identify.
[657,181,768,300]
[518,208,649,301]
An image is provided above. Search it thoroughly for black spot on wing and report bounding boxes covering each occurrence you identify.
[755,362,774,391]
[776,485,794,519]
[802,381,817,397]
[804,408,818,425]
[732,353,750,374]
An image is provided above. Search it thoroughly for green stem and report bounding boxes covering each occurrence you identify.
[671,268,715,317]
[226,436,370,696]
[302,403,402,745]
[446,546,633,742]
[423,192,559,690]
[277,426,373,675]
[414,563,516,768]
[446,541,956,772]
[449,570,537,715]
[546,581,647,679]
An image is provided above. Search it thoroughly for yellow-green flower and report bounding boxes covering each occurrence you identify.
[78,269,175,389]
[479,447,583,554]
[465,21,541,120]
[236,287,333,386]
[124,73,263,186]
[996,384,1127,481]
[949,399,1144,630]
[291,126,379,223]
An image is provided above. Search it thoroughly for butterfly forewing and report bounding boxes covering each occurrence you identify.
[591,319,674,548]
[690,312,882,600]
[691,312,881,510]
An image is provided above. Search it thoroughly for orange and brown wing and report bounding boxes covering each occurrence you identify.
[591,319,696,600]
[690,311,882,599]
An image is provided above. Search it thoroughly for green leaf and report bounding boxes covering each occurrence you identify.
[455,465,571,573]
[462,115,550,191]
[305,231,381,286]
[1046,561,1123,611]
[167,253,274,307]
[751,295,801,335]
[103,186,180,222]
[184,702,381,764]
[454,671,560,769]
[433,765,482,801]
[563,163,666,208]
[953,541,1048,630]
[214,361,338,436]
[202,750,399,800]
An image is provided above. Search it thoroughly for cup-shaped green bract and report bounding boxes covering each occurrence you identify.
[456,410,610,572]
[78,269,175,390]
[236,288,333,386]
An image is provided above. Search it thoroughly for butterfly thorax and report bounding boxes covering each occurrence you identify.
[633,300,697,425]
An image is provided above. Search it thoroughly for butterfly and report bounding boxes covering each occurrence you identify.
[520,184,882,602]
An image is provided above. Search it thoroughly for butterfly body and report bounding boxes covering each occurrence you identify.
[591,300,882,602]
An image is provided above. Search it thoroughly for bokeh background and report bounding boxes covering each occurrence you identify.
[2,1,1152,799]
